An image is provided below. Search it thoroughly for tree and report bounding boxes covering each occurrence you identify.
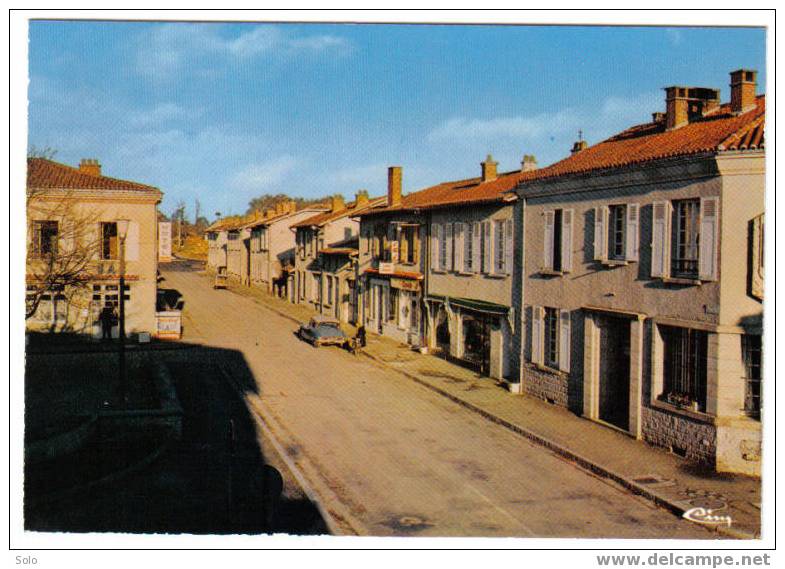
[245,193,327,215]
[26,186,102,324]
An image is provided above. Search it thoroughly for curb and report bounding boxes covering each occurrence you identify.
[217,366,354,537]
[195,270,757,540]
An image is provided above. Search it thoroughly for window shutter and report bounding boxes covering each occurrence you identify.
[699,197,719,281]
[594,206,608,261]
[430,224,440,271]
[543,211,555,270]
[626,203,640,262]
[505,218,514,275]
[126,221,140,261]
[651,201,671,278]
[482,221,492,273]
[559,309,571,373]
[413,226,421,264]
[531,306,543,365]
[472,222,481,272]
[445,223,454,271]
[561,209,574,273]
[60,220,74,255]
[454,223,464,271]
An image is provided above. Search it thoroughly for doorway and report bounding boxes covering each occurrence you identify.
[597,316,631,430]
[462,314,491,376]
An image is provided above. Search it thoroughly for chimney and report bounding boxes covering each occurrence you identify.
[665,86,721,130]
[571,139,588,155]
[387,166,402,207]
[481,154,498,182]
[651,112,665,123]
[355,189,369,209]
[331,194,346,213]
[79,158,102,177]
[730,69,757,114]
[521,154,538,172]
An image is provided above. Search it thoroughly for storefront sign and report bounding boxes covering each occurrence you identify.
[155,310,181,339]
[379,262,394,275]
[158,222,172,262]
[391,278,420,292]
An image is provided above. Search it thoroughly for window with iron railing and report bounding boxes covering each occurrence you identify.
[660,325,708,412]
[742,334,762,419]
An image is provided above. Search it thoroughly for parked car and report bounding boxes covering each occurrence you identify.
[297,315,349,348]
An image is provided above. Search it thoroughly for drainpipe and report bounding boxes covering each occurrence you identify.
[422,210,431,349]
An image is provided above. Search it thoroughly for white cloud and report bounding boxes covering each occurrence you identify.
[134,23,350,81]
[127,103,204,128]
[230,155,299,193]
[428,110,576,143]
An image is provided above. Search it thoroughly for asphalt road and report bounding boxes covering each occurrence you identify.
[161,264,713,539]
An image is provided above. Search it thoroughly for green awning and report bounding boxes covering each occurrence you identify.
[427,294,510,315]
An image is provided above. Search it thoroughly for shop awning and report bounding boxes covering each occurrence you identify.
[427,294,510,315]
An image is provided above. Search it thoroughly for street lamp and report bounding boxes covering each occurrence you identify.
[116,218,130,405]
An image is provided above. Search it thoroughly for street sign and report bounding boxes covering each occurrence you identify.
[379,262,394,275]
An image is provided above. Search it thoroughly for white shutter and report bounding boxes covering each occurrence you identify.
[543,211,555,270]
[594,206,608,261]
[651,201,671,278]
[430,224,440,271]
[699,197,719,281]
[559,309,571,373]
[626,203,640,262]
[126,221,140,261]
[505,218,514,274]
[472,222,481,272]
[482,221,492,273]
[445,223,454,271]
[454,223,464,271]
[531,306,543,365]
[561,209,574,273]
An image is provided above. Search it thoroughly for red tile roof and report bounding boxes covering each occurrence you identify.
[27,158,160,193]
[290,196,387,228]
[517,96,765,185]
[362,169,523,217]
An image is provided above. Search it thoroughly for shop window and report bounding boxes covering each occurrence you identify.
[742,334,762,419]
[659,325,708,412]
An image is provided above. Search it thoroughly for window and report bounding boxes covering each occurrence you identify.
[544,307,559,368]
[660,325,708,412]
[464,223,474,272]
[742,335,762,419]
[373,225,386,260]
[399,225,419,265]
[312,274,320,302]
[672,199,700,277]
[31,221,59,257]
[101,222,119,259]
[608,205,626,260]
[494,220,505,273]
[544,209,573,273]
[439,224,448,270]
[387,288,398,323]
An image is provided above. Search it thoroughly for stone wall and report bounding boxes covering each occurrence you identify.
[641,405,716,465]
[522,363,569,407]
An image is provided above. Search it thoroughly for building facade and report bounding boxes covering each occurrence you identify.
[291,191,385,323]
[515,70,764,475]
[26,157,163,336]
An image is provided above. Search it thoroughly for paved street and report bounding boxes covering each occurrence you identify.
[162,263,714,538]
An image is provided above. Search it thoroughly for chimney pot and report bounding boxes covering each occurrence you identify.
[521,154,538,172]
[481,154,498,182]
[571,140,588,155]
[730,69,757,114]
[387,166,402,207]
[79,158,102,177]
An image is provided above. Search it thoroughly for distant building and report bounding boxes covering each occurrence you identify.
[26,157,163,336]
[290,191,386,323]
[513,70,764,475]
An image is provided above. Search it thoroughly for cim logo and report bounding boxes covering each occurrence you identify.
[682,507,733,528]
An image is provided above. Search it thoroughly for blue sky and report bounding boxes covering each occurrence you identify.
[28,22,766,220]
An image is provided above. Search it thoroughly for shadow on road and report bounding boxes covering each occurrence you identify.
[24,333,328,535]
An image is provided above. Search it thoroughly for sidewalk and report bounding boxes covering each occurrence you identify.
[202,270,762,539]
